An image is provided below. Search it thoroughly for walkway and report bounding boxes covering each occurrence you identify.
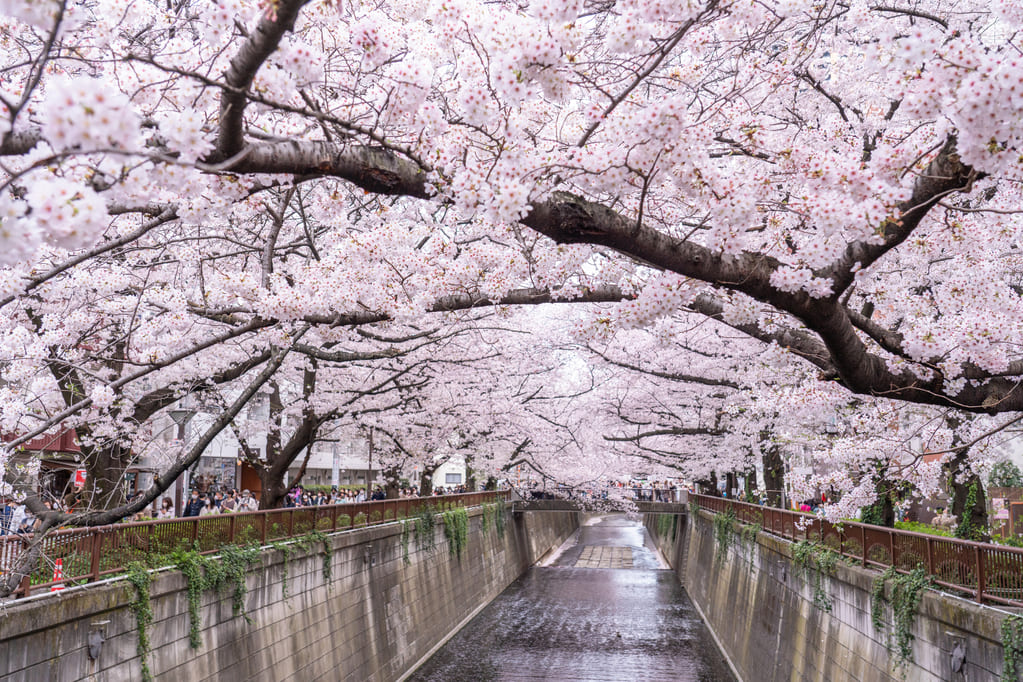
[408,515,735,681]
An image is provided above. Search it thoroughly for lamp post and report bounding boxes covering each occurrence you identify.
[169,406,196,515]
[366,428,373,501]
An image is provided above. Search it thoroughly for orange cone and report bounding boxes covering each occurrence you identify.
[50,558,65,592]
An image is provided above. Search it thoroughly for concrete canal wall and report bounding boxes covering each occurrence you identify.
[0,506,577,681]
[646,510,1012,682]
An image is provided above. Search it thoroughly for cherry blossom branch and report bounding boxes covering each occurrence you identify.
[215,0,312,158]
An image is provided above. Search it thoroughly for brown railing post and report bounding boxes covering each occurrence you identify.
[190,517,199,545]
[976,546,985,603]
[229,514,237,544]
[860,525,867,567]
[888,529,895,568]
[89,528,102,582]
[926,537,934,575]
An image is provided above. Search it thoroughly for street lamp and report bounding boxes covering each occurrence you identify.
[169,405,196,515]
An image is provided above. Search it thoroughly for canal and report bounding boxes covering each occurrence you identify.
[408,514,736,681]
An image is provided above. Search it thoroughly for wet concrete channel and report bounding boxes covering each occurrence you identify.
[408,515,736,681]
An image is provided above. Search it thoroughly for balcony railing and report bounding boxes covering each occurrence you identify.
[691,493,1023,607]
[0,490,509,599]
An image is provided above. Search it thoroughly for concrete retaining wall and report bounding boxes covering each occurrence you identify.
[646,510,1015,682]
[0,505,577,681]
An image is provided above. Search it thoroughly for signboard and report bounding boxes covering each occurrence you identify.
[73,469,86,488]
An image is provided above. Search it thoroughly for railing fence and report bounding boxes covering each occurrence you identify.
[690,493,1023,607]
[0,491,509,599]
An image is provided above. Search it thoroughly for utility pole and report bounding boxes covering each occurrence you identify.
[366,428,373,501]
[169,406,196,516]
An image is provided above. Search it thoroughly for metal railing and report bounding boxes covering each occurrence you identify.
[691,493,1023,607]
[0,490,509,599]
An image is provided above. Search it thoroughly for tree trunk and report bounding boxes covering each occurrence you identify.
[697,471,719,496]
[257,468,289,510]
[83,443,132,511]
[384,467,401,499]
[761,438,785,508]
[744,466,757,500]
[419,465,437,497]
[946,451,989,541]
[725,471,737,498]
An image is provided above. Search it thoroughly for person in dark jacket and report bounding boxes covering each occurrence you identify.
[182,490,205,517]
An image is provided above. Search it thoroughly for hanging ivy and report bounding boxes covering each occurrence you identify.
[126,562,154,682]
[1001,614,1023,682]
[295,530,332,583]
[481,503,494,533]
[215,544,261,619]
[871,566,932,671]
[739,522,762,569]
[713,507,737,562]
[172,549,208,649]
[657,513,673,538]
[271,541,298,599]
[791,540,838,612]
[955,480,983,541]
[401,519,412,566]
[494,503,506,539]
[413,505,437,551]
[442,507,469,560]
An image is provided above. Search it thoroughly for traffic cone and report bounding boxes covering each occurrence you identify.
[50,558,65,592]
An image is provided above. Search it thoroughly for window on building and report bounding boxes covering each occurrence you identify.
[445,473,462,484]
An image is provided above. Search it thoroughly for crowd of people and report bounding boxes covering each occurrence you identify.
[0,498,63,535]
[149,482,481,518]
[2,483,487,531]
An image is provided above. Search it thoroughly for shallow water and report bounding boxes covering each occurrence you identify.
[408,514,736,682]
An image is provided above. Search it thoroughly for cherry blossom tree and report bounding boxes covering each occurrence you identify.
[1,0,1022,546]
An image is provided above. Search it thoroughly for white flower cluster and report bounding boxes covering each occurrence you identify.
[768,266,834,298]
[158,111,212,163]
[40,75,140,151]
[24,177,109,251]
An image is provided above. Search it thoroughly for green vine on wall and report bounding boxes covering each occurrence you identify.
[173,549,208,649]
[657,513,673,538]
[413,506,437,551]
[481,501,507,537]
[955,480,983,542]
[271,541,298,600]
[494,503,506,538]
[791,540,839,613]
[871,566,932,672]
[401,519,412,566]
[739,522,762,569]
[1001,614,1023,682]
[482,503,495,533]
[443,507,469,560]
[215,544,261,619]
[295,530,332,583]
[126,562,154,682]
[713,507,737,562]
